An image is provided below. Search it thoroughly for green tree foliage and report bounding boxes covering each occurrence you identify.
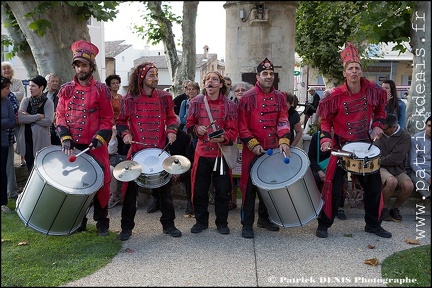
[351,1,413,50]
[295,2,362,86]
[132,2,182,46]
[295,1,414,86]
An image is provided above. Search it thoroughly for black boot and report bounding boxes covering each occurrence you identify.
[147,196,160,213]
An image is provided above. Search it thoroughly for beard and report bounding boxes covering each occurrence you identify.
[76,70,92,81]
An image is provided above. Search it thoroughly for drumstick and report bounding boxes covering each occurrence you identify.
[131,140,146,146]
[282,151,290,164]
[158,142,170,157]
[368,137,377,151]
[205,120,216,129]
[68,144,92,162]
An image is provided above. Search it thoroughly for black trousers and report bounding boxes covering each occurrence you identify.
[121,181,176,230]
[318,166,382,229]
[193,156,231,227]
[241,156,271,227]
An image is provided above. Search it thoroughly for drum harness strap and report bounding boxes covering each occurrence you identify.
[203,97,224,175]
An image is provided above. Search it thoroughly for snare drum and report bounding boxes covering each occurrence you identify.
[340,142,381,175]
[251,147,323,228]
[132,148,172,188]
[16,146,103,236]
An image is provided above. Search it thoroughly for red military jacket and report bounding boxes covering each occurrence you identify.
[116,89,178,155]
[237,82,290,195]
[56,75,113,145]
[186,93,238,158]
[318,77,387,148]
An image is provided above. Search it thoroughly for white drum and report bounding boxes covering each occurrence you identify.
[16,146,103,236]
[251,147,323,228]
[132,148,172,188]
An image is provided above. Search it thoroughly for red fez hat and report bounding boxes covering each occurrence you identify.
[257,58,274,74]
[71,40,99,65]
[340,42,361,68]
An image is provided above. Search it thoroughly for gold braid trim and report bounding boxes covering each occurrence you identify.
[61,135,72,142]
[247,138,260,151]
[279,138,290,146]
[95,134,106,145]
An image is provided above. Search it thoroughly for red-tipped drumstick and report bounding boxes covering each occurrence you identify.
[68,145,92,162]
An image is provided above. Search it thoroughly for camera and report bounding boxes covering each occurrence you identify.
[208,129,225,139]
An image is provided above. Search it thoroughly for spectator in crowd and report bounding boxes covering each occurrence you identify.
[106,74,129,155]
[232,81,252,105]
[1,61,26,167]
[43,73,61,145]
[375,113,413,221]
[174,79,191,117]
[303,87,320,129]
[223,76,234,101]
[285,92,302,147]
[17,75,54,172]
[1,76,16,213]
[179,81,200,134]
[6,86,20,199]
[381,79,406,130]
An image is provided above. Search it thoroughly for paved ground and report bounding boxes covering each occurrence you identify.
[60,196,430,287]
[14,148,431,287]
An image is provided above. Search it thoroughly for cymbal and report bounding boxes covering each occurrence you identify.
[162,155,191,175]
[113,160,142,182]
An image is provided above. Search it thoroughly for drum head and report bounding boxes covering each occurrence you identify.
[251,147,310,190]
[35,146,103,195]
[133,148,170,174]
[342,142,380,158]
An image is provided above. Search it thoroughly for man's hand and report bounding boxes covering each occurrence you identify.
[62,140,74,155]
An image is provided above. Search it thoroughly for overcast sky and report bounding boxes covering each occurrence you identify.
[104,1,226,58]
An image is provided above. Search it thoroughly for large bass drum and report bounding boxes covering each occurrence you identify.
[16,146,103,236]
[132,148,172,189]
[251,147,323,228]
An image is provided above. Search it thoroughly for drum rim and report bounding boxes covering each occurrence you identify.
[251,147,310,189]
[34,145,104,194]
[342,142,380,158]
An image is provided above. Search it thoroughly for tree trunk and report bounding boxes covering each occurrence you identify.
[1,3,38,78]
[146,1,198,97]
[172,1,198,96]
[406,1,431,134]
[6,1,97,83]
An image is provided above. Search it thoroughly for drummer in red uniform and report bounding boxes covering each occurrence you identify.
[116,62,181,241]
[56,40,113,237]
[186,71,238,235]
[237,58,291,239]
[316,43,391,238]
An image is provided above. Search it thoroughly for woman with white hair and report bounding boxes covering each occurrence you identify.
[1,61,26,167]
